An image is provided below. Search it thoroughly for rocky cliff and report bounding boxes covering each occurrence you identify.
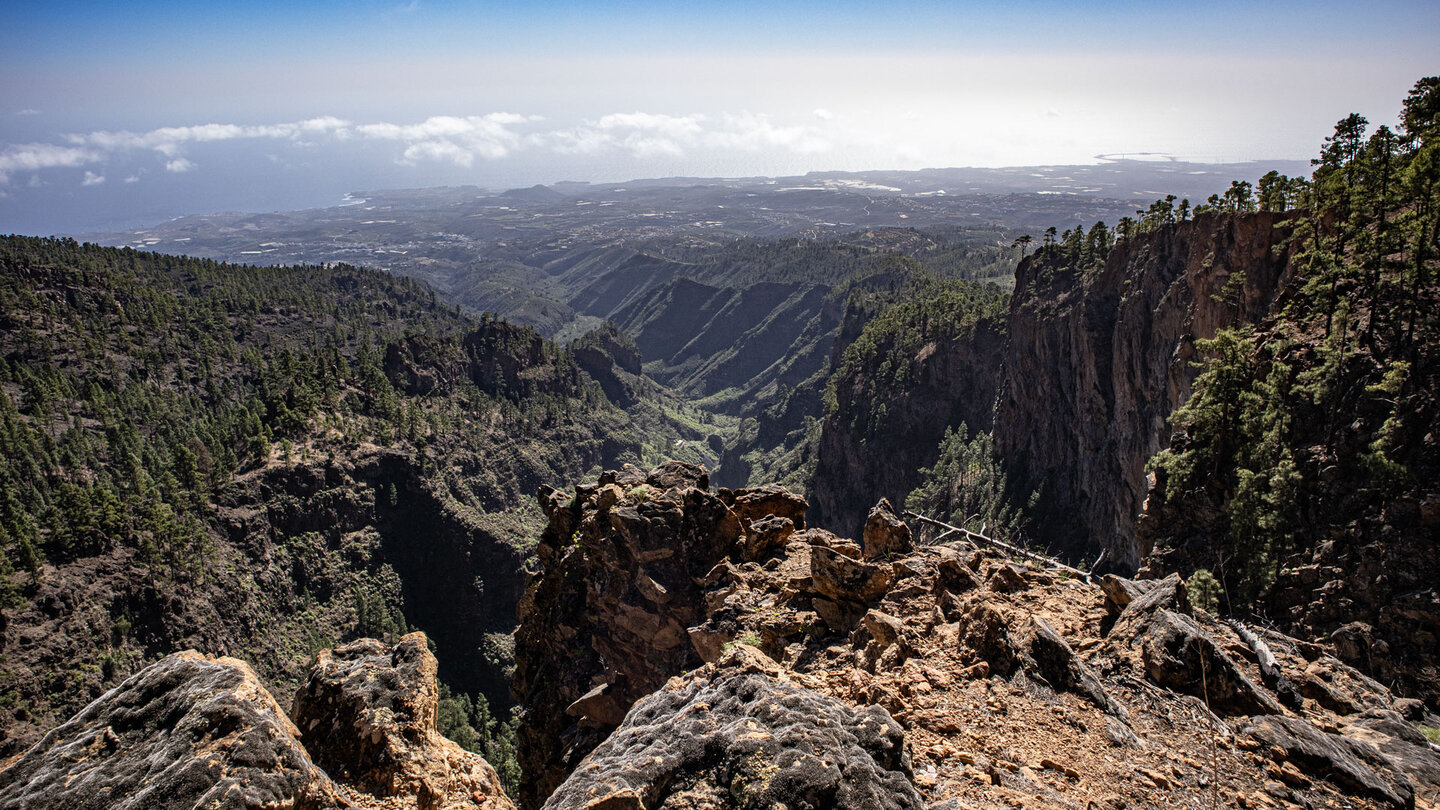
[0,632,514,810]
[993,212,1298,569]
[512,463,1440,810]
[809,305,1006,538]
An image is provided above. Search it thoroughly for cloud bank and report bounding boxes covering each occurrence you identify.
[1,111,834,185]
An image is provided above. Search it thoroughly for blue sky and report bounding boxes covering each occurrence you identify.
[2,0,1436,234]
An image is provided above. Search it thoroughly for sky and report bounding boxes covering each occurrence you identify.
[1,0,1436,235]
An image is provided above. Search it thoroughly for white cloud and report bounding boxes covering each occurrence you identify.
[705,112,830,154]
[124,174,141,183]
[82,171,105,186]
[16,109,41,117]
[4,109,840,181]
[813,108,835,121]
[0,143,100,183]
[596,112,704,138]
[71,117,353,157]
[355,113,531,165]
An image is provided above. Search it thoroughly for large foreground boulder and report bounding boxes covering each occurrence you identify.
[0,635,515,810]
[0,651,339,810]
[543,648,922,810]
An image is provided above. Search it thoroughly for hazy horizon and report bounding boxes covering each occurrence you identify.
[3,0,1435,236]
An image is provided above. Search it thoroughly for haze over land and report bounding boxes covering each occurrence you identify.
[2,0,1435,235]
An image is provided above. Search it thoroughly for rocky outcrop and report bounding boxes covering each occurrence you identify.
[0,635,515,810]
[513,463,808,808]
[863,498,913,560]
[1243,715,1414,808]
[519,466,1440,810]
[0,651,338,810]
[994,212,1298,567]
[292,633,513,809]
[544,647,921,810]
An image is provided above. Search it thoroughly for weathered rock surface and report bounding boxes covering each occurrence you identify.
[543,648,921,810]
[1106,574,1282,716]
[862,498,913,561]
[292,632,514,809]
[0,635,516,810]
[994,212,1298,568]
[0,651,337,810]
[513,466,816,808]
[521,467,1437,810]
[1244,715,1414,808]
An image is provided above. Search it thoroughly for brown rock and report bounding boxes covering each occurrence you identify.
[934,552,982,595]
[987,564,1027,593]
[645,460,709,492]
[742,515,795,561]
[292,632,515,809]
[1099,574,1156,613]
[723,483,808,529]
[811,545,893,604]
[862,498,913,561]
[864,609,906,648]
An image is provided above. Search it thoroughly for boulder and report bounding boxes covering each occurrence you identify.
[645,460,709,492]
[291,632,515,809]
[542,654,922,810]
[1027,617,1127,719]
[742,515,795,561]
[1244,715,1414,808]
[811,546,893,604]
[1099,574,1157,613]
[933,552,981,595]
[862,498,913,561]
[1138,609,1285,716]
[0,651,340,810]
[722,484,808,530]
[986,564,1028,594]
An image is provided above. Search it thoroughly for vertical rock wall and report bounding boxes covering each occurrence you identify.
[994,212,1297,568]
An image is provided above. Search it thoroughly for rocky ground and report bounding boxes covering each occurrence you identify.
[514,463,1440,809]
[4,462,1438,810]
[0,632,514,810]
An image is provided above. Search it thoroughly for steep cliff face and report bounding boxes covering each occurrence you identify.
[811,319,1005,537]
[808,279,1009,537]
[994,212,1298,568]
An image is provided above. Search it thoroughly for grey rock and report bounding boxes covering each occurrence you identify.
[1027,617,1127,719]
[0,651,339,810]
[543,664,922,810]
[1244,715,1414,808]
[1138,608,1285,716]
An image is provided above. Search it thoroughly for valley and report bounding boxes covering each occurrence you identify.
[1,79,1437,810]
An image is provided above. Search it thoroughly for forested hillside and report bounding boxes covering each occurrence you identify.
[800,77,1440,704]
[1139,78,1440,700]
[0,237,718,775]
